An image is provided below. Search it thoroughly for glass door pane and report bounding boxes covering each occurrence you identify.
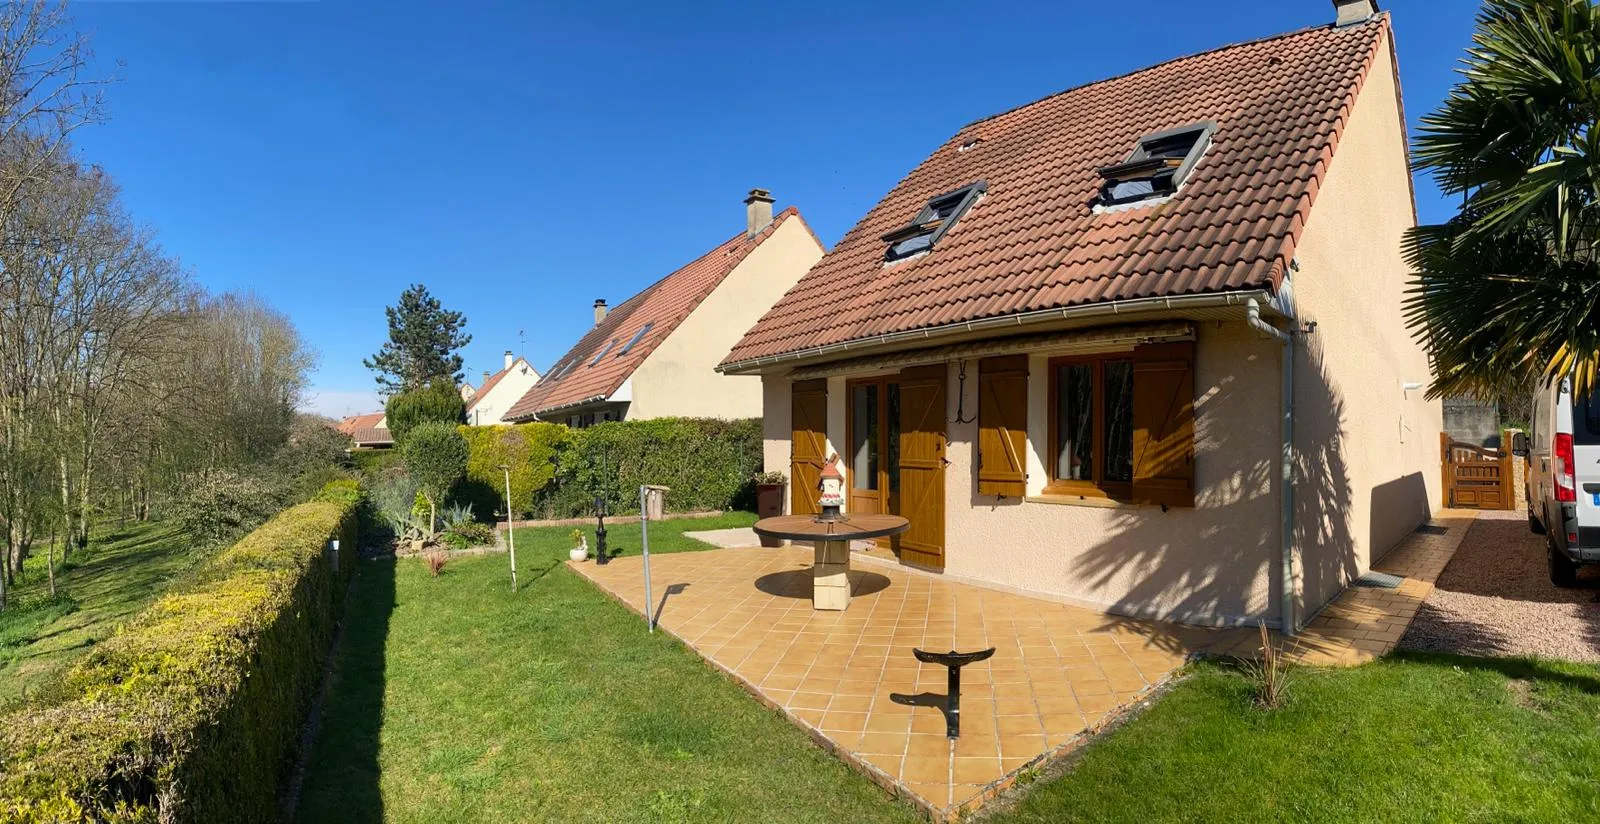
[1103,360,1134,483]
[1056,364,1094,480]
[851,384,879,490]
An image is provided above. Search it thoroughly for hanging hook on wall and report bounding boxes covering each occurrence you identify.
[952,360,977,424]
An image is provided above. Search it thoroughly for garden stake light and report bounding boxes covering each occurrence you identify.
[500,464,517,592]
[639,485,653,632]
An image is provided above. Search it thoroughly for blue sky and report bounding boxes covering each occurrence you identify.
[69,0,1480,418]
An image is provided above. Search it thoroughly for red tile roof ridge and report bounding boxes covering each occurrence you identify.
[959,13,1391,139]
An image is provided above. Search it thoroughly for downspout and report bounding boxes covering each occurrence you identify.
[1246,298,1297,636]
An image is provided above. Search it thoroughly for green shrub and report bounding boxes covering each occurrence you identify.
[349,448,401,476]
[402,421,468,533]
[540,418,761,517]
[384,380,465,444]
[0,482,361,823]
[170,469,287,548]
[457,423,569,520]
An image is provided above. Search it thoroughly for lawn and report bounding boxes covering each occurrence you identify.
[985,653,1600,823]
[0,521,196,703]
[296,512,920,824]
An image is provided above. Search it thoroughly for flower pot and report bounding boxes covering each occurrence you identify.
[569,536,588,562]
[756,482,785,547]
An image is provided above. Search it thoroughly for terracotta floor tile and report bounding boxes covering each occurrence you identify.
[565,545,1235,822]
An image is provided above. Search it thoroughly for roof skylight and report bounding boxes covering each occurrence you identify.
[589,339,618,367]
[881,181,987,262]
[1097,122,1215,207]
[617,323,654,356]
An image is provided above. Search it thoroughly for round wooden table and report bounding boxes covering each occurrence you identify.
[752,514,910,611]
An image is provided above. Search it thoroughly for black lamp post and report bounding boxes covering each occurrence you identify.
[594,496,609,565]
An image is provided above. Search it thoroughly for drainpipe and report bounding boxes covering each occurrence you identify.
[1246,298,1297,636]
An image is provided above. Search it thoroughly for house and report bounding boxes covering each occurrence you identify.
[465,351,542,425]
[504,190,824,427]
[721,1,1441,633]
[336,412,394,449]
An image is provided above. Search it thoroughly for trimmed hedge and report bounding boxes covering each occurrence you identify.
[0,481,362,823]
[457,423,569,520]
[540,418,761,517]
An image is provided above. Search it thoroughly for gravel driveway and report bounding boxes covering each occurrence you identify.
[1399,511,1600,663]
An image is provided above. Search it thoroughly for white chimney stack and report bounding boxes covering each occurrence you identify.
[745,188,775,238]
[1333,0,1378,26]
[593,299,608,325]
[503,350,514,371]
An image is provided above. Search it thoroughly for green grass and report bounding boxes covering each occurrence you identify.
[0,521,197,703]
[297,512,918,824]
[987,654,1600,823]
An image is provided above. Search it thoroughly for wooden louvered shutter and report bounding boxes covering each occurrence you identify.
[1132,342,1196,508]
[977,355,1028,497]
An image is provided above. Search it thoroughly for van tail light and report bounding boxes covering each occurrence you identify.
[1555,432,1577,503]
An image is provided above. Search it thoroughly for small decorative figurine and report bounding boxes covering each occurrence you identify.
[817,454,845,522]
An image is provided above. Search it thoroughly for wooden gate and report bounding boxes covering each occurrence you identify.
[1441,433,1514,510]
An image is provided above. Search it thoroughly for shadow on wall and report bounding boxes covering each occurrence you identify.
[1368,472,1430,566]
[1076,333,1356,648]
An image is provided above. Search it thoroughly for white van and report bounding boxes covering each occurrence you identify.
[1521,376,1600,585]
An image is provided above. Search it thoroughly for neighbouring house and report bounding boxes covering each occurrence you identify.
[504,190,825,427]
[465,351,542,425]
[336,412,394,449]
[721,1,1441,632]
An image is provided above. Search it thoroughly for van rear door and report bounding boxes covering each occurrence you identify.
[1577,386,1600,545]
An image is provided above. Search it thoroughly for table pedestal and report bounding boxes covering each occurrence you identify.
[811,540,851,611]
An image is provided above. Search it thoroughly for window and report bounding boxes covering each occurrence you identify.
[881,181,987,262]
[1049,354,1135,498]
[1097,123,1215,207]
[589,339,618,367]
[851,384,879,490]
[1579,386,1600,445]
[617,323,654,356]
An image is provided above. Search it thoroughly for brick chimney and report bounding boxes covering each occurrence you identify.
[1333,0,1378,26]
[745,188,774,238]
[503,350,514,370]
[593,299,608,325]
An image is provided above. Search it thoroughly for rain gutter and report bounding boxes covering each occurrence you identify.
[1246,297,1297,636]
[718,289,1279,376]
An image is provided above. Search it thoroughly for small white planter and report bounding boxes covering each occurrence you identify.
[569,536,589,563]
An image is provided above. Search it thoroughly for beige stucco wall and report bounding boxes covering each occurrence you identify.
[1290,29,1442,621]
[627,219,824,420]
[944,323,1283,627]
[468,360,541,425]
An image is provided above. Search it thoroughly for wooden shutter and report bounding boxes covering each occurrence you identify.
[790,380,827,516]
[1132,342,1195,508]
[977,355,1028,497]
[896,365,947,570]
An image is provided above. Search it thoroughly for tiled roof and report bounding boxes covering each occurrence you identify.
[724,16,1393,368]
[505,208,812,421]
[467,359,533,413]
[351,427,394,447]
[337,412,384,436]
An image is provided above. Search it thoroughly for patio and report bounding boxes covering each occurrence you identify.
[569,545,1250,819]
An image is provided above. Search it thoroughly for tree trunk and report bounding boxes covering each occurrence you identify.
[46,530,56,597]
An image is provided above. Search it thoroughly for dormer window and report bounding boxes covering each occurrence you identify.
[1097,123,1215,207]
[881,181,987,262]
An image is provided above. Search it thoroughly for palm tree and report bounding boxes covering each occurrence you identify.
[1405,0,1600,399]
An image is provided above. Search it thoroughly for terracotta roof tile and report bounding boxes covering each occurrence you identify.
[724,17,1392,368]
[505,208,811,421]
[337,412,384,436]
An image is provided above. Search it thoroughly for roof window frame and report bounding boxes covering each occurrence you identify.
[1096,121,1216,208]
[617,322,654,356]
[589,339,618,367]
[881,180,988,262]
